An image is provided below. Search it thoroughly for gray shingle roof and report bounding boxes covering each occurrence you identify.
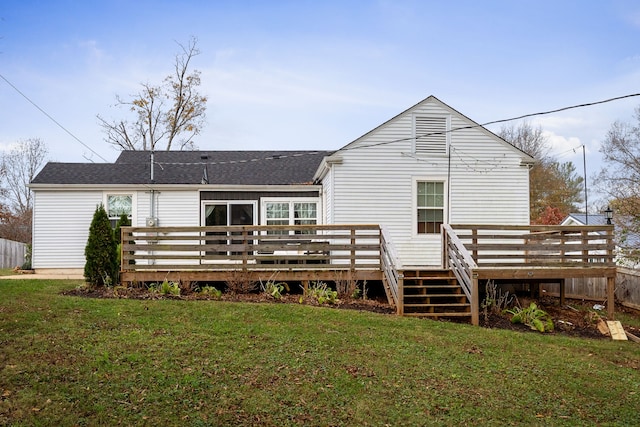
[31,150,332,185]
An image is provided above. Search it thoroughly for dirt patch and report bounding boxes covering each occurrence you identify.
[64,287,639,339]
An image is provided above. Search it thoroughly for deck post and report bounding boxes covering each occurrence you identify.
[607,276,615,319]
[397,272,404,315]
[559,279,565,306]
[471,270,479,326]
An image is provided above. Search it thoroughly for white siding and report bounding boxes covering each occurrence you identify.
[157,190,200,226]
[32,190,103,269]
[325,98,531,267]
[32,189,201,270]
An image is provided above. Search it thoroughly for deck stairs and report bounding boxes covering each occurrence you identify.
[401,269,471,321]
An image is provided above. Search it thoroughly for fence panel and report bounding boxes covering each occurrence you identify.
[0,238,26,269]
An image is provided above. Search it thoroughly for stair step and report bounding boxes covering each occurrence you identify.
[404,303,470,308]
[404,294,467,299]
[403,284,460,289]
[403,312,472,318]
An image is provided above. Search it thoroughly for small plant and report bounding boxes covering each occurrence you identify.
[505,301,554,332]
[481,280,514,322]
[149,279,181,296]
[334,270,358,299]
[224,270,257,294]
[199,285,222,300]
[305,281,338,305]
[260,280,289,300]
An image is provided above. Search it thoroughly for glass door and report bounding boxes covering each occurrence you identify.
[203,202,255,257]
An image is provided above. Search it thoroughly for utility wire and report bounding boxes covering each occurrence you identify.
[0,72,109,163]
[341,93,640,152]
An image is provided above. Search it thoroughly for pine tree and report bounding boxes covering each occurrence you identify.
[114,213,131,245]
[84,204,118,286]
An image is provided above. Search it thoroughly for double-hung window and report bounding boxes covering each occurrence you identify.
[417,182,444,234]
[106,194,133,228]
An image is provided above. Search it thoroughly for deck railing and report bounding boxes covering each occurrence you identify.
[379,226,400,309]
[121,224,383,272]
[447,224,616,268]
[443,224,617,325]
[442,224,478,303]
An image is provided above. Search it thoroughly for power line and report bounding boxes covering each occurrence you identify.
[341,93,640,152]
[0,72,109,163]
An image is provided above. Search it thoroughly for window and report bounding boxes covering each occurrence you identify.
[414,115,449,155]
[263,200,318,234]
[106,194,132,227]
[417,182,444,234]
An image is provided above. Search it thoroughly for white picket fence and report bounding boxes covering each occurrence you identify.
[0,238,26,269]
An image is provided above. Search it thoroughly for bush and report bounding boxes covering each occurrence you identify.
[114,213,131,245]
[84,204,118,287]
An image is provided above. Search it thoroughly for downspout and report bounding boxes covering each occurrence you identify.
[150,151,156,220]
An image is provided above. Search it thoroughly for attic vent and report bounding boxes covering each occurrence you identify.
[414,115,449,155]
[200,155,209,160]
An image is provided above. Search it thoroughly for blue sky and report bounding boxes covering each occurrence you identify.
[1,0,640,204]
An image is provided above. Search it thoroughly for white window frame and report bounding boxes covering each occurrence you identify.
[412,177,447,237]
[412,114,451,156]
[261,198,321,231]
[104,192,136,225]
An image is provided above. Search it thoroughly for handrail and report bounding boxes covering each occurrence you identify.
[442,224,477,301]
[379,225,400,308]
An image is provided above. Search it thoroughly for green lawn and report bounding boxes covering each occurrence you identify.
[1,280,639,426]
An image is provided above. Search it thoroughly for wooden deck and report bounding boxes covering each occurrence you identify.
[120,223,617,326]
[443,224,617,325]
[120,224,393,298]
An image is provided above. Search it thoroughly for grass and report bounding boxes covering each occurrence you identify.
[1,280,639,426]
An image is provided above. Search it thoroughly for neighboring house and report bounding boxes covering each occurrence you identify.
[562,212,640,268]
[29,95,534,272]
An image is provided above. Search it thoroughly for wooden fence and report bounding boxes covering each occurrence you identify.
[0,238,26,269]
[541,268,640,310]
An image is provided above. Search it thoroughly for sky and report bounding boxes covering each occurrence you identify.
[1,0,640,206]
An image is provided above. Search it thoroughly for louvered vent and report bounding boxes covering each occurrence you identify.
[414,116,448,154]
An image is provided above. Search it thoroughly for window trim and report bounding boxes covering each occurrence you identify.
[412,177,447,237]
[104,192,136,224]
[260,198,321,228]
[412,113,451,156]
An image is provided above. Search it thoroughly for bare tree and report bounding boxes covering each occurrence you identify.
[0,137,48,243]
[498,121,550,160]
[595,106,640,263]
[97,37,207,151]
[2,137,48,215]
[499,122,583,224]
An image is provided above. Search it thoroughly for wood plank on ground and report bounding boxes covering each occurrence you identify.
[606,321,628,341]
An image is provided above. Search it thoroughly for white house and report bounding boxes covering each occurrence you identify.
[29,96,534,273]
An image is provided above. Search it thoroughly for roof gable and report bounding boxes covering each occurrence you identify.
[332,95,535,163]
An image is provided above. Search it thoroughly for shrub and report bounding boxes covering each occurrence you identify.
[114,213,131,245]
[224,270,257,294]
[84,204,118,287]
